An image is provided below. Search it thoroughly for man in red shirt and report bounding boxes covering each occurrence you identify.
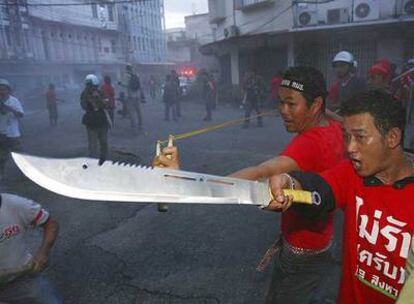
[102,75,116,124]
[268,90,414,303]
[154,66,345,303]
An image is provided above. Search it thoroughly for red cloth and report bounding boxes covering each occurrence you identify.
[270,76,282,100]
[321,160,414,304]
[328,81,340,108]
[281,119,345,249]
[46,89,56,106]
[102,83,115,108]
[369,64,389,78]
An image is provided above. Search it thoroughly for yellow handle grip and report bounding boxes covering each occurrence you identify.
[269,188,321,205]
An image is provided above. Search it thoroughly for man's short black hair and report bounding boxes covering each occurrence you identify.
[282,66,327,110]
[340,90,406,139]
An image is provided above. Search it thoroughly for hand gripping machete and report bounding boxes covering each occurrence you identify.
[11,153,321,208]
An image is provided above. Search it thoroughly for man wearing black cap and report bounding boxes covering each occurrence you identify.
[154,66,345,303]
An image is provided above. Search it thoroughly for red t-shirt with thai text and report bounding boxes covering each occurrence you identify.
[321,160,414,303]
[281,119,345,249]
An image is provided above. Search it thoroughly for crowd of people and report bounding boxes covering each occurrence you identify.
[0,49,414,303]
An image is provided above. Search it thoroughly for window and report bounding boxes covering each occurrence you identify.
[91,4,98,18]
[107,4,114,22]
[110,40,116,53]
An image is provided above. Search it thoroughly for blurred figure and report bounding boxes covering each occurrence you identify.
[198,69,214,121]
[0,78,24,180]
[171,70,181,118]
[80,74,110,164]
[102,75,115,124]
[46,83,58,126]
[117,91,128,119]
[368,60,391,91]
[149,75,157,101]
[270,71,283,109]
[328,51,366,112]
[119,65,144,131]
[243,69,264,128]
[163,74,178,121]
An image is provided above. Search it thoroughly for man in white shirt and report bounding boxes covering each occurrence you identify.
[0,193,61,303]
[0,79,24,179]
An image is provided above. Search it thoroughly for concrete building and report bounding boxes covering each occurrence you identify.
[0,0,167,103]
[203,0,414,87]
[119,0,167,64]
[165,13,218,75]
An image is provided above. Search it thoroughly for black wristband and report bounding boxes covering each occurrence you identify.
[288,171,336,221]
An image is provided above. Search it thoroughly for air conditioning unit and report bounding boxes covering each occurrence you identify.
[223,25,239,38]
[353,0,380,21]
[401,0,414,15]
[327,8,350,24]
[296,3,318,27]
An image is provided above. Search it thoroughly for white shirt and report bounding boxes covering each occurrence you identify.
[0,193,49,284]
[0,95,24,138]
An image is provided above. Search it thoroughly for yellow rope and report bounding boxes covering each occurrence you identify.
[159,109,278,145]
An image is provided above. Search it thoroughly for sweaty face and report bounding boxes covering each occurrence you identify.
[343,113,390,177]
[278,87,315,133]
[334,62,351,79]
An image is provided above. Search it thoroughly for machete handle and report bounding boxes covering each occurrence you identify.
[269,188,321,206]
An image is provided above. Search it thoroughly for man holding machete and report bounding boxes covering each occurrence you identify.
[154,66,346,303]
[267,90,414,303]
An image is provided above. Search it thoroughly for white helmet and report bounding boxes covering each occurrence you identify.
[333,51,356,67]
[0,78,11,89]
[84,74,99,86]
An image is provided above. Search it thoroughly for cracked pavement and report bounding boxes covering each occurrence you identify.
[3,97,343,303]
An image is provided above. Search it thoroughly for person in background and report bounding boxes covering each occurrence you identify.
[0,79,24,181]
[242,69,264,128]
[328,51,366,112]
[163,74,178,121]
[0,193,61,303]
[171,70,181,118]
[149,75,157,101]
[368,61,391,92]
[80,74,110,164]
[102,75,115,124]
[198,69,214,121]
[46,84,58,127]
[270,71,283,109]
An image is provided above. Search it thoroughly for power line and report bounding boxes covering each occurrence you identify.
[0,0,151,7]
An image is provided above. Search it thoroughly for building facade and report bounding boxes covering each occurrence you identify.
[0,0,167,102]
[204,0,414,87]
[165,13,218,75]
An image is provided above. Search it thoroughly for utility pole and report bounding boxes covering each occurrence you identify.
[5,0,28,59]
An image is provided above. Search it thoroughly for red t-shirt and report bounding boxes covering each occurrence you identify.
[270,77,282,100]
[321,160,414,303]
[102,83,115,108]
[281,119,345,249]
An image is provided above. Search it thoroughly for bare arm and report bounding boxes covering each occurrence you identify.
[31,217,59,272]
[229,155,300,181]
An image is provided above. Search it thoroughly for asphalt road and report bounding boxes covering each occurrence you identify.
[2,96,343,304]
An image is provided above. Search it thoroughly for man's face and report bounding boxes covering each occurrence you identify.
[0,85,10,101]
[343,113,390,177]
[334,62,351,79]
[278,87,315,133]
[368,74,387,89]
